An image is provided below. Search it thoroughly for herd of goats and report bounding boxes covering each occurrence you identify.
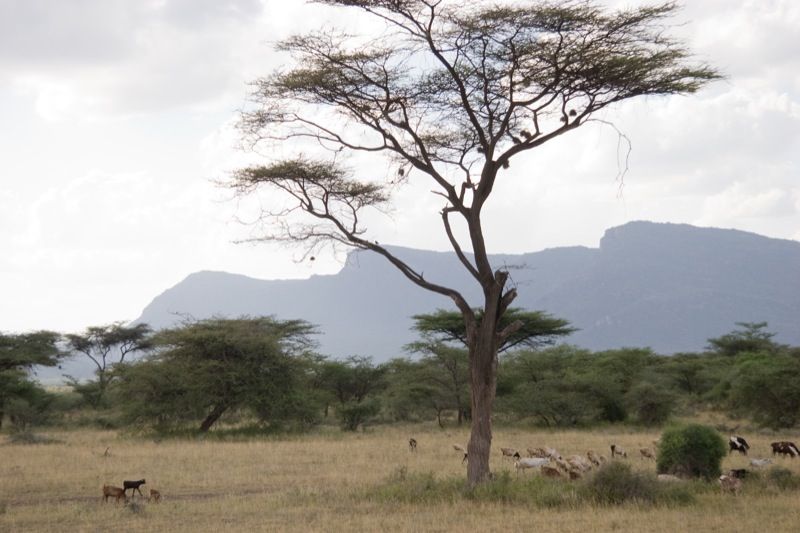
[101,479,159,505]
[407,435,800,495]
[98,435,799,505]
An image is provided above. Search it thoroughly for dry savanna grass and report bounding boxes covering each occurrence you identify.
[1,425,799,532]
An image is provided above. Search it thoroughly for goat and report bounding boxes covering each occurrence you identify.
[728,468,748,479]
[102,485,127,504]
[453,444,468,464]
[544,447,562,460]
[566,455,592,472]
[554,457,571,472]
[750,458,773,468]
[148,489,161,503]
[719,474,742,495]
[514,457,550,472]
[528,447,549,458]
[123,479,146,498]
[568,469,582,480]
[586,450,601,467]
[610,444,627,458]
[640,448,656,461]
[408,437,417,452]
[541,465,562,478]
[500,447,521,460]
[729,435,750,456]
[771,441,800,458]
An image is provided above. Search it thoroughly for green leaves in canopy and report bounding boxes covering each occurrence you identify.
[411,308,574,353]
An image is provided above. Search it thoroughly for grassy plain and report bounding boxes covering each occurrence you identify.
[2,424,799,532]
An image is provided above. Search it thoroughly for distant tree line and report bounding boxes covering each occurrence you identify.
[1,318,799,435]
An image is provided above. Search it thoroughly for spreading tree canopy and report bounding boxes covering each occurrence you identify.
[230,0,719,485]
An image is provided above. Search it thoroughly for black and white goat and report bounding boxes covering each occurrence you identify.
[729,435,750,455]
[771,441,800,458]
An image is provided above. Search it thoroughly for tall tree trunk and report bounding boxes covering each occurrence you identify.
[466,314,500,486]
[199,404,228,432]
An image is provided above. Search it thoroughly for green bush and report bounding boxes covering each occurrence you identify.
[584,462,696,506]
[584,461,659,504]
[337,399,381,431]
[656,424,726,479]
[766,467,800,491]
[626,381,675,426]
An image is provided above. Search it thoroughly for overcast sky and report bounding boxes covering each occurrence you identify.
[1,0,798,335]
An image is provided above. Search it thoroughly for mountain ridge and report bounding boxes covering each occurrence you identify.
[134,221,800,359]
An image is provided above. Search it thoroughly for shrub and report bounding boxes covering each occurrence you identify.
[584,461,659,504]
[337,400,380,431]
[6,431,62,445]
[766,467,800,491]
[657,424,726,480]
[584,462,696,506]
[626,382,675,426]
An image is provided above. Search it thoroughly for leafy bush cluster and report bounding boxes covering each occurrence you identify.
[371,464,695,508]
[656,424,727,480]
[4,319,800,435]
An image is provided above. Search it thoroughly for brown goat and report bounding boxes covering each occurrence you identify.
[541,465,562,478]
[148,489,161,503]
[102,485,127,504]
[640,448,656,461]
[719,474,742,495]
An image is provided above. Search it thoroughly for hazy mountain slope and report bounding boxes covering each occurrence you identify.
[134,221,800,360]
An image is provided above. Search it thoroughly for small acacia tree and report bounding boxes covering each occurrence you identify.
[65,322,152,406]
[231,0,719,485]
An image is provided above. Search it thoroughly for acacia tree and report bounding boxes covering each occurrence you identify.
[65,322,152,406]
[0,331,62,429]
[231,0,719,485]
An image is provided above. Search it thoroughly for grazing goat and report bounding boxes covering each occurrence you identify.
[586,450,601,467]
[640,448,656,461]
[610,444,627,458]
[408,437,417,452]
[771,441,800,458]
[514,457,550,472]
[500,447,521,460]
[728,468,748,479]
[719,474,742,495]
[568,469,582,480]
[148,489,161,503]
[541,465,562,478]
[750,458,773,468]
[544,447,562,460]
[729,435,750,455]
[453,444,468,464]
[528,447,548,458]
[554,457,571,472]
[566,455,592,472]
[123,479,146,498]
[102,485,127,504]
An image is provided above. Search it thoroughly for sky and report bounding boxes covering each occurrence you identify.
[1,0,798,335]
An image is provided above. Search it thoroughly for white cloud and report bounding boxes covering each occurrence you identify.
[1,0,799,333]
